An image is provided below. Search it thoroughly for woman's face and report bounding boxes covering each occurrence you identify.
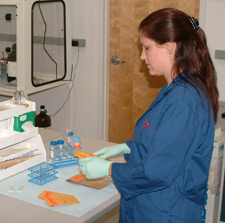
[140,35,175,85]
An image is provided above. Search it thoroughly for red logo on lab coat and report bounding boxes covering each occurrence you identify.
[143,121,152,130]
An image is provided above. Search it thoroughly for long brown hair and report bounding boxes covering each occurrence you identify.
[139,8,219,122]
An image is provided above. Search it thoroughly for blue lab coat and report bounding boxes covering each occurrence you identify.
[111,73,215,223]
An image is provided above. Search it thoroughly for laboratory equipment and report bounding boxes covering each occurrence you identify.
[11,90,25,105]
[62,128,75,145]
[50,141,57,160]
[62,128,81,149]
[0,52,7,87]
[28,162,58,185]
[49,140,78,168]
[73,136,81,150]
[202,128,225,223]
[65,131,74,146]
[35,105,51,128]
[0,0,72,96]
[7,43,17,82]
[57,140,64,157]
[0,98,46,180]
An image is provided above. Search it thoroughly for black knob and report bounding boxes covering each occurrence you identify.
[5,47,11,53]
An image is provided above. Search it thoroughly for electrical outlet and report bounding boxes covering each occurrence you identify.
[222,112,225,119]
[72,39,86,47]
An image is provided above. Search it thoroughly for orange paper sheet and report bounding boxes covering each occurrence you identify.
[75,151,96,159]
[38,190,80,207]
[72,174,86,181]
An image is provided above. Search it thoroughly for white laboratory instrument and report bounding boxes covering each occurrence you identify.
[0,0,72,97]
[203,128,225,223]
[0,99,46,180]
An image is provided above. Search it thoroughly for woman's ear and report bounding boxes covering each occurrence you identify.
[166,42,177,55]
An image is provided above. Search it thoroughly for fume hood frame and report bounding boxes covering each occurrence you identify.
[0,0,72,97]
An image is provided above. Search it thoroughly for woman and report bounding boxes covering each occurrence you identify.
[79,8,219,222]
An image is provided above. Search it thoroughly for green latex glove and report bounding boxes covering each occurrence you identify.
[93,143,131,159]
[79,156,113,179]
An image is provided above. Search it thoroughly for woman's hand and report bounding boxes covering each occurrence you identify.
[79,156,113,179]
[93,143,131,159]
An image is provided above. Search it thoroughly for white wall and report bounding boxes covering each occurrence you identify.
[0,0,109,140]
[68,0,109,140]
[200,0,225,102]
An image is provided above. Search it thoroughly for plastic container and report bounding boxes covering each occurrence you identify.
[73,136,81,150]
[50,141,57,160]
[57,139,64,157]
[66,131,74,146]
[57,140,64,150]
[0,52,7,87]
[62,128,74,145]
[35,105,51,128]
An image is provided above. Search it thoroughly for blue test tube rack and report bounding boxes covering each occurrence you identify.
[28,162,58,185]
[49,144,78,168]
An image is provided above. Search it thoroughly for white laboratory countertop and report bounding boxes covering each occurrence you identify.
[0,129,124,223]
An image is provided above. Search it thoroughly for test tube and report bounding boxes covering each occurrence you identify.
[57,140,64,160]
[50,141,57,164]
